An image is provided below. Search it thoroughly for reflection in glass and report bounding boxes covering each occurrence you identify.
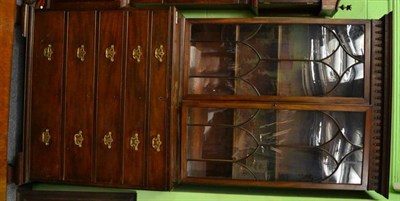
[186,107,365,184]
[188,24,365,97]
[323,150,363,184]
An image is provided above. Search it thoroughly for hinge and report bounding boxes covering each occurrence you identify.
[21,1,35,38]
[175,11,178,25]
[7,164,14,184]
[21,4,29,37]
[7,156,24,184]
[15,152,25,185]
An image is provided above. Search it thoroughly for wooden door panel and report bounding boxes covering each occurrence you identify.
[29,11,65,181]
[95,10,125,184]
[64,11,96,183]
[147,9,170,189]
[123,9,149,187]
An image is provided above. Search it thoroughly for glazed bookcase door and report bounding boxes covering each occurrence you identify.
[28,11,65,181]
[63,11,96,183]
[182,103,370,189]
[184,21,369,103]
[95,10,125,184]
[124,9,149,187]
[181,17,390,196]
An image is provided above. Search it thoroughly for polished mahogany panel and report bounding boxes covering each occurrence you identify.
[64,11,96,183]
[29,11,65,181]
[95,10,125,184]
[146,8,171,189]
[25,7,179,190]
[123,9,149,187]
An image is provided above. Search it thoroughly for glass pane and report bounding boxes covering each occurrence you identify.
[189,43,235,77]
[187,161,232,179]
[325,25,365,58]
[189,24,236,95]
[185,107,364,184]
[188,23,365,98]
[275,147,337,182]
[237,24,279,62]
[323,150,363,184]
[190,24,236,42]
[188,78,235,95]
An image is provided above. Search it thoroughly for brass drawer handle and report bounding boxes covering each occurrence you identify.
[41,129,51,146]
[105,45,116,62]
[129,133,140,151]
[132,45,142,63]
[74,130,84,147]
[43,44,53,61]
[103,131,113,149]
[154,45,165,63]
[152,134,162,152]
[76,45,86,62]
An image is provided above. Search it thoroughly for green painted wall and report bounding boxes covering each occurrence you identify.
[389,0,400,195]
[34,0,400,200]
[334,0,390,19]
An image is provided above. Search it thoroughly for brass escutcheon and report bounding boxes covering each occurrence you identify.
[105,45,116,62]
[103,131,113,149]
[129,133,140,151]
[152,134,162,152]
[43,44,53,61]
[41,129,51,146]
[74,130,84,148]
[76,45,86,62]
[132,45,142,63]
[154,45,165,63]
